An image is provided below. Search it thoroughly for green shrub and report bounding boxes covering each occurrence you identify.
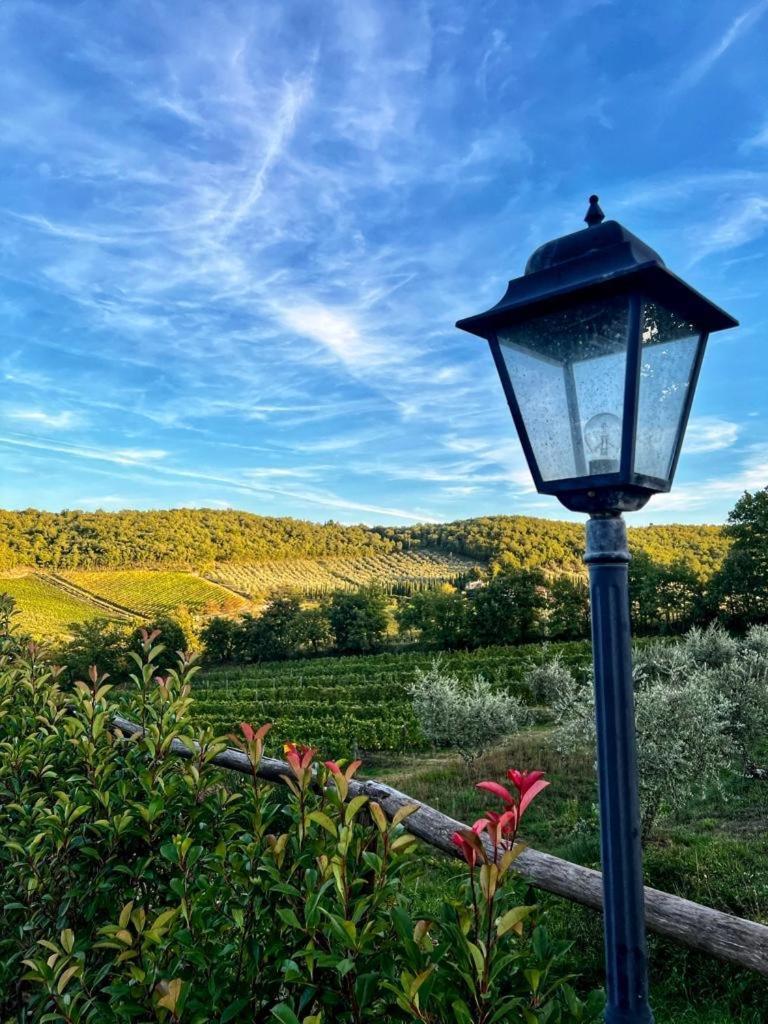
[555,638,733,836]
[526,655,578,708]
[409,660,526,767]
[0,616,600,1022]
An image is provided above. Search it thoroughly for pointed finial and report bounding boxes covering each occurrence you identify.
[585,194,605,227]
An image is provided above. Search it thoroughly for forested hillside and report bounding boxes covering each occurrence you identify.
[0,509,393,569]
[0,508,729,577]
[381,517,729,579]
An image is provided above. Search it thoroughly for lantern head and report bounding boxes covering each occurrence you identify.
[456,196,738,514]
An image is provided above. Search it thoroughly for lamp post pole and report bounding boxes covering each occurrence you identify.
[586,513,653,1024]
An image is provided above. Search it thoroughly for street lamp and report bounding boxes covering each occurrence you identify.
[456,196,738,1024]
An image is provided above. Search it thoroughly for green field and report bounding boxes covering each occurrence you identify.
[207,549,480,597]
[0,573,106,638]
[192,641,768,1021]
[192,642,592,753]
[62,569,246,616]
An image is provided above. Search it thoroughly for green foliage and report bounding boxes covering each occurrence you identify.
[0,509,728,585]
[545,578,590,641]
[553,626,768,835]
[0,509,395,569]
[396,585,473,649]
[471,567,547,647]
[327,588,390,653]
[60,617,135,684]
[199,616,238,663]
[132,615,189,675]
[234,596,308,662]
[629,552,703,635]
[709,487,768,629]
[193,642,593,755]
[409,661,525,766]
[0,618,598,1022]
[379,517,729,580]
[526,656,578,709]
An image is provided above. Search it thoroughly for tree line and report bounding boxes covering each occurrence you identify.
[0,509,394,569]
[197,485,768,664]
[0,507,729,577]
[37,485,768,673]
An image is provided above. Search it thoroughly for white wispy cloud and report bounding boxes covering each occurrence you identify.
[5,409,80,430]
[0,432,436,522]
[277,304,391,372]
[671,0,768,94]
[0,0,765,526]
[689,196,768,262]
[651,445,768,516]
[682,416,740,454]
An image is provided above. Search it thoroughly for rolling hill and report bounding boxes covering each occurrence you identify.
[0,508,731,638]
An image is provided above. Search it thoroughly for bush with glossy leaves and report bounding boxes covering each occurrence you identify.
[0,612,601,1023]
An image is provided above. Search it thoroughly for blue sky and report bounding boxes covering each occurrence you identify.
[1,0,767,527]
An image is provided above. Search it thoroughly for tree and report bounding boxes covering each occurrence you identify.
[299,605,333,654]
[61,618,134,684]
[709,488,768,630]
[327,588,389,653]
[552,634,733,835]
[252,595,305,661]
[409,660,525,767]
[230,596,306,663]
[546,576,589,640]
[470,567,546,647]
[396,586,471,649]
[200,616,238,664]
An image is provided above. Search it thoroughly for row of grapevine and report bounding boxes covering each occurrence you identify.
[61,569,245,616]
[189,641,593,755]
[0,573,103,638]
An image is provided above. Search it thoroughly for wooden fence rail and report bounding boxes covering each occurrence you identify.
[112,715,768,978]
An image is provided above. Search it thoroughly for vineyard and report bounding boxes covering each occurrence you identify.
[207,549,480,597]
[61,569,246,616]
[191,641,593,754]
[0,573,106,638]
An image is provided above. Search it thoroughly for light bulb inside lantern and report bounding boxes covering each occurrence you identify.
[584,412,621,474]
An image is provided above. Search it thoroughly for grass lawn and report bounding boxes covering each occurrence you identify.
[364,731,768,1023]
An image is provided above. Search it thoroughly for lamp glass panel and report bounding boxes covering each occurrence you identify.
[497,295,630,482]
[633,300,702,483]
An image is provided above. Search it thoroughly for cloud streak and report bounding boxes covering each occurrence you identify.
[0,0,765,526]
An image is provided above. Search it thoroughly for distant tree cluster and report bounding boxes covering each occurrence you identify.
[195,567,588,665]
[0,509,394,570]
[8,494,768,668]
[199,588,392,664]
[377,516,730,579]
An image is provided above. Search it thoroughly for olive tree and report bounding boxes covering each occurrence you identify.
[409,660,525,767]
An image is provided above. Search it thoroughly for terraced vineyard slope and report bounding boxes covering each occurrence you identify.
[0,572,109,638]
[208,549,480,598]
[191,641,592,754]
[61,570,246,617]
